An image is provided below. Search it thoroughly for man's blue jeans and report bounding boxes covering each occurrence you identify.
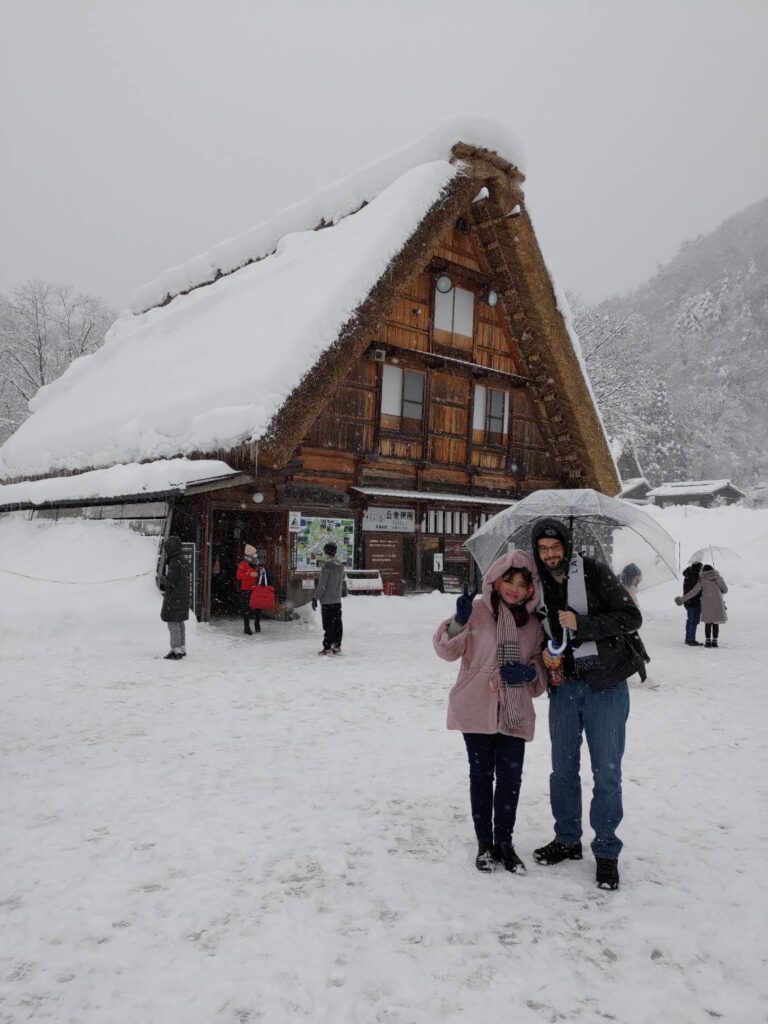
[685,606,701,644]
[548,678,629,860]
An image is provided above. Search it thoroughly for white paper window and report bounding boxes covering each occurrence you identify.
[434,283,475,337]
[381,365,403,416]
[453,287,475,337]
[473,385,486,431]
[434,288,454,332]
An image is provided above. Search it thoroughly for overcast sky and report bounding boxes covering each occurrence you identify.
[1,0,766,311]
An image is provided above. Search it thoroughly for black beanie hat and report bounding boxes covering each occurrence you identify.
[530,517,571,572]
[323,542,338,556]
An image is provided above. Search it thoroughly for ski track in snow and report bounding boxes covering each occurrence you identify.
[1,583,766,1021]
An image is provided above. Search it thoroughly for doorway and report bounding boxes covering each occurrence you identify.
[210,507,285,617]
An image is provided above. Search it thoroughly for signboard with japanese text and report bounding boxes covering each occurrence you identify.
[364,535,404,594]
[362,507,416,533]
[444,539,470,563]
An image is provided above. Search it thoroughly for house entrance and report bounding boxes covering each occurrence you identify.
[210,507,285,616]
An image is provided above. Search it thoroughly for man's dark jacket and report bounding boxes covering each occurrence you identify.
[682,564,702,609]
[159,537,190,623]
[532,518,643,691]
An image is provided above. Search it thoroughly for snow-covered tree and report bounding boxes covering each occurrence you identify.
[0,281,114,443]
[568,293,686,485]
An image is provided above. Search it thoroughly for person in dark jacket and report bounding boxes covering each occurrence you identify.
[529,517,642,891]
[158,535,190,660]
[680,562,703,646]
[312,541,347,654]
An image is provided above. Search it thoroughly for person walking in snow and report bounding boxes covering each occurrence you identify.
[235,544,263,635]
[433,550,547,875]
[675,564,728,647]
[158,535,190,660]
[530,518,642,891]
[678,561,703,646]
[312,541,347,654]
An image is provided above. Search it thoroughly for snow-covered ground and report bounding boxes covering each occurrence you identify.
[1,505,766,1023]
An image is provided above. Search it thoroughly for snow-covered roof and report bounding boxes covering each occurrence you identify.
[621,477,650,495]
[0,459,238,509]
[131,115,525,314]
[0,116,525,481]
[647,480,745,498]
[352,487,516,507]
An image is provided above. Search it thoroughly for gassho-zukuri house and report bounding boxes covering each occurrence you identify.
[0,116,619,618]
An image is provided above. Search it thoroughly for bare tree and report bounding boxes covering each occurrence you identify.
[0,280,114,442]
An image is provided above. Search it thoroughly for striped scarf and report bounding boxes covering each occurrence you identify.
[496,601,526,731]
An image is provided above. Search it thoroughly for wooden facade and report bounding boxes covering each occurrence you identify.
[168,219,578,617]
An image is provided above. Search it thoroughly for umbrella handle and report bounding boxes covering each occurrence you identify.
[547,630,570,657]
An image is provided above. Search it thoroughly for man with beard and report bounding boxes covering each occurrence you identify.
[530,518,642,890]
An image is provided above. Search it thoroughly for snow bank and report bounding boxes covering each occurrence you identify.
[0,518,177,652]
[646,502,767,584]
[0,458,236,508]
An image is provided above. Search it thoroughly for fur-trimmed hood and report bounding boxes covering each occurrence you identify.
[480,549,540,614]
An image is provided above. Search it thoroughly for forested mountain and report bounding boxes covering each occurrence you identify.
[577,196,768,487]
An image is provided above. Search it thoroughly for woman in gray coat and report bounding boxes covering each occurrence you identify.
[676,564,727,647]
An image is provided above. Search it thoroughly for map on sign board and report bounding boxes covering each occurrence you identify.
[292,516,355,572]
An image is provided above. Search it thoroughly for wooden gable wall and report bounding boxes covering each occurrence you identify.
[291,219,562,496]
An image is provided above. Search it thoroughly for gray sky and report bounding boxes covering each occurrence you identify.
[1,0,766,311]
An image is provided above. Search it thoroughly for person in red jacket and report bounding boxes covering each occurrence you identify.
[235,544,262,635]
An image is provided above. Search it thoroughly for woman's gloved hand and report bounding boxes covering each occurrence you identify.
[454,583,478,625]
[500,662,538,686]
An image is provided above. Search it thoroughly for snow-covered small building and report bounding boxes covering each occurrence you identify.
[609,439,651,502]
[647,480,745,509]
[0,117,618,616]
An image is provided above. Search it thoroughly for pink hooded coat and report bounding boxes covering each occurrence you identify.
[433,550,547,740]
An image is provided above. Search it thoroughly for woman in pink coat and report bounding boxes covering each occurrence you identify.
[676,564,728,647]
[433,550,546,874]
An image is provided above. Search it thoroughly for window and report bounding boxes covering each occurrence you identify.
[434,282,475,349]
[473,385,509,446]
[381,365,425,435]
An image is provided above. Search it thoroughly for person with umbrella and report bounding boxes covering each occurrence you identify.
[530,518,643,891]
[675,564,728,647]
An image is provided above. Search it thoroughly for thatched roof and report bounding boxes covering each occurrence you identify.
[0,117,618,494]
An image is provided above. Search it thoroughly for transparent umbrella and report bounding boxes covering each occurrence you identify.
[688,545,741,568]
[465,488,678,589]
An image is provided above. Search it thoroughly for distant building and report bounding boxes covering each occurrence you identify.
[647,480,745,509]
[610,440,651,502]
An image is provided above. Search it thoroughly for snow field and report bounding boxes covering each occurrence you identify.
[0,506,766,1022]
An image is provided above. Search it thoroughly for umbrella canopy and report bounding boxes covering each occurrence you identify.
[688,545,741,567]
[465,488,678,589]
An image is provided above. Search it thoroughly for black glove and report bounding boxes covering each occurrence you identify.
[500,662,537,687]
[454,583,478,625]
[311,597,318,611]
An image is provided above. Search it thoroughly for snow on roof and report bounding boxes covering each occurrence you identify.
[0,116,528,481]
[0,459,237,509]
[621,477,649,494]
[130,115,525,314]
[647,480,745,498]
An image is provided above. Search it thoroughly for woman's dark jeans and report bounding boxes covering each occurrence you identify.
[462,732,526,846]
[685,606,701,643]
